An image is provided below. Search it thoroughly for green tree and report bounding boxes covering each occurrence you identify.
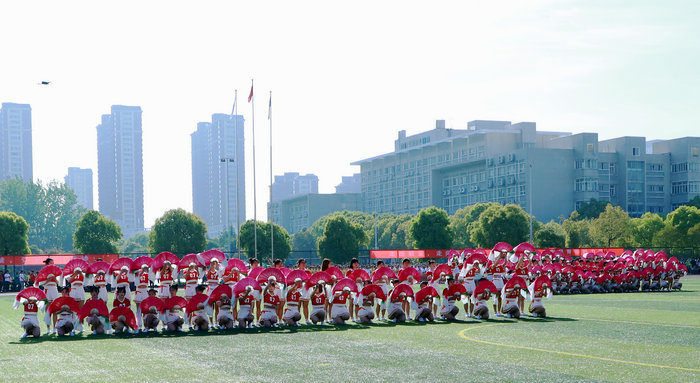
[589,205,634,247]
[318,215,367,264]
[409,207,453,249]
[470,204,530,248]
[309,211,374,248]
[148,209,208,255]
[534,221,566,248]
[239,220,291,263]
[0,211,31,255]
[449,202,500,248]
[73,210,123,254]
[119,233,150,255]
[631,213,664,248]
[574,198,609,220]
[0,179,83,252]
[562,212,593,248]
[292,228,316,252]
[213,226,238,253]
[685,195,700,209]
[378,214,413,249]
[666,206,700,234]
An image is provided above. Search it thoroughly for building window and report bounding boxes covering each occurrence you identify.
[575,159,584,169]
[632,147,640,156]
[672,163,689,173]
[610,185,616,198]
[610,163,616,175]
[587,144,594,153]
[692,147,699,157]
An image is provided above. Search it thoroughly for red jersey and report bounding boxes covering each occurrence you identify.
[346,269,353,277]
[113,297,130,308]
[206,269,219,281]
[333,293,349,305]
[24,302,39,313]
[70,273,85,285]
[238,293,255,306]
[160,270,173,283]
[489,262,507,275]
[311,293,326,306]
[223,272,240,285]
[463,267,477,279]
[116,273,130,285]
[137,272,149,287]
[264,293,279,306]
[504,288,519,299]
[287,290,302,303]
[94,273,107,286]
[515,266,529,277]
[185,269,199,284]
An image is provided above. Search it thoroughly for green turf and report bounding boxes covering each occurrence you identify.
[1,278,699,383]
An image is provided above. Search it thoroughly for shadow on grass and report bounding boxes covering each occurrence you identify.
[8,316,579,344]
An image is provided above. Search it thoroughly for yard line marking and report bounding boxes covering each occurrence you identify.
[458,325,700,373]
[569,317,700,329]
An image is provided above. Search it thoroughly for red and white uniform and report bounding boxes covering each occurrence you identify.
[529,284,545,310]
[461,266,478,294]
[376,281,390,310]
[113,296,131,309]
[21,301,40,329]
[134,271,151,303]
[440,288,459,316]
[158,269,175,298]
[310,292,326,317]
[330,292,350,318]
[283,288,302,321]
[356,295,375,317]
[55,309,75,329]
[68,272,86,301]
[217,296,234,323]
[260,292,279,322]
[184,269,200,298]
[237,292,256,321]
[488,261,507,291]
[222,271,240,287]
[114,271,133,300]
[388,293,405,316]
[205,269,221,293]
[41,277,59,302]
[92,273,109,302]
[502,287,520,312]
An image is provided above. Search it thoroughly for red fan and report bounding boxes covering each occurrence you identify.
[540,249,554,258]
[48,296,79,314]
[14,287,47,309]
[415,286,439,303]
[178,253,204,269]
[200,249,225,265]
[531,266,543,274]
[360,284,386,301]
[307,271,332,286]
[398,267,421,282]
[139,296,165,313]
[621,249,633,256]
[433,264,453,280]
[279,267,292,277]
[164,296,188,311]
[371,266,397,282]
[465,253,488,265]
[225,258,249,275]
[109,307,137,329]
[332,278,359,294]
[514,242,536,256]
[584,271,595,279]
[542,264,554,274]
[285,269,310,285]
[447,249,461,258]
[110,257,135,275]
[152,252,181,270]
[390,283,414,300]
[63,258,89,276]
[186,294,209,317]
[679,264,688,272]
[504,276,527,290]
[248,266,264,280]
[595,273,612,284]
[233,278,262,296]
[256,267,285,284]
[552,263,562,273]
[533,275,552,291]
[78,299,109,321]
[35,265,63,285]
[667,256,679,265]
[654,251,667,263]
[87,261,110,276]
[208,285,233,304]
[492,242,513,254]
[349,269,371,282]
[325,266,344,280]
[562,266,575,274]
[445,283,467,297]
[473,280,498,297]
[133,256,153,270]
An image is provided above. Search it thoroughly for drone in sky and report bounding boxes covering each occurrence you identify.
[37,81,51,85]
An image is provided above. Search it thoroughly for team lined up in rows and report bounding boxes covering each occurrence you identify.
[14,243,688,338]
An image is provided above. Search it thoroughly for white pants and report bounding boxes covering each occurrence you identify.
[185,284,197,298]
[158,284,172,299]
[22,315,40,329]
[97,286,108,302]
[134,287,148,303]
[283,304,300,320]
[69,285,85,301]
[237,305,253,321]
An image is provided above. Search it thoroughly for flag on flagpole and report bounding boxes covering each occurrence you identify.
[268,93,271,120]
[248,83,254,102]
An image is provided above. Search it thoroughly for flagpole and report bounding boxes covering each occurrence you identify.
[234,89,241,260]
[250,79,257,260]
[269,90,274,265]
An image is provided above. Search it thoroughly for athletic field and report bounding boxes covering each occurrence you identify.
[1,277,698,382]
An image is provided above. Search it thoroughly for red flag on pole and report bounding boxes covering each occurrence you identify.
[248,82,254,102]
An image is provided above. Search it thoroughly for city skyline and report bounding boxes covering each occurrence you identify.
[1,1,698,229]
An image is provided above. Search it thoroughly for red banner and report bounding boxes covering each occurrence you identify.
[370,248,626,260]
[0,254,120,266]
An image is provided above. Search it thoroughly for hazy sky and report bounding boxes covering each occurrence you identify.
[1,0,699,230]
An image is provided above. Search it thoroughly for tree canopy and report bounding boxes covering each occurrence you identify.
[470,204,530,248]
[0,211,31,255]
[409,207,453,249]
[239,220,291,263]
[73,210,123,254]
[318,215,367,264]
[148,209,208,255]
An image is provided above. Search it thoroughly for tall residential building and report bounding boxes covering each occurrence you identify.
[0,103,33,182]
[97,105,144,237]
[336,173,361,194]
[352,120,700,221]
[65,167,93,210]
[271,172,319,202]
[191,114,245,237]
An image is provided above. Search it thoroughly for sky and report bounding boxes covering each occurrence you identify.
[1,0,699,230]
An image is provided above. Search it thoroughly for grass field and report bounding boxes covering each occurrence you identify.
[1,278,699,383]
